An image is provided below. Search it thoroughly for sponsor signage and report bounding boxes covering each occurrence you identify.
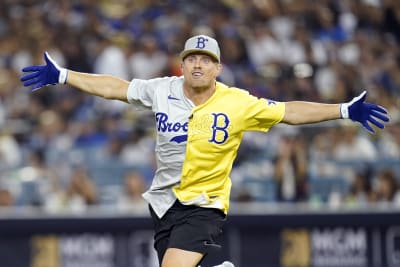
[281,227,368,267]
[0,212,399,266]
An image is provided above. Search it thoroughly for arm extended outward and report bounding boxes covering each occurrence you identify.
[282,101,341,124]
[282,92,389,133]
[20,52,129,102]
[20,53,389,133]
[67,71,129,101]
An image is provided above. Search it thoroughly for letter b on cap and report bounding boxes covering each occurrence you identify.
[195,37,208,49]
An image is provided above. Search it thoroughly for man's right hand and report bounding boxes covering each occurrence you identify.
[20,52,68,91]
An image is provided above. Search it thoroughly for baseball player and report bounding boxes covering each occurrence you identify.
[20,35,389,267]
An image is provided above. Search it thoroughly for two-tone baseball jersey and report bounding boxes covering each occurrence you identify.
[127,76,285,218]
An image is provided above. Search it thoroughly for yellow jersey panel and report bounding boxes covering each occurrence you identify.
[173,82,285,214]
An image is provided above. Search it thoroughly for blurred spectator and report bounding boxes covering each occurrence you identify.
[0,0,398,210]
[344,171,372,207]
[331,124,378,181]
[0,188,13,206]
[377,122,400,159]
[333,124,378,161]
[92,35,130,114]
[117,170,147,212]
[274,133,308,201]
[98,134,126,163]
[72,119,107,148]
[120,126,156,169]
[370,169,400,205]
[313,4,348,43]
[11,149,59,207]
[28,110,73,165]
[383,0,400,42]
[128,35,168,79]
[58,167,98,213]
[68,167,98,201]
[93,35,130,80]
[0,130,22,170]
[245,23,283,71]
[308,128,337,177]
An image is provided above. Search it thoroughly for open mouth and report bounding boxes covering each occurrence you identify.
[192,72,203,78]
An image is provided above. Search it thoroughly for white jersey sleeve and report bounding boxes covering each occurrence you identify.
[127,77,173,110]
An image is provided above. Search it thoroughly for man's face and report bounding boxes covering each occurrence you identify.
[182,53,221,91]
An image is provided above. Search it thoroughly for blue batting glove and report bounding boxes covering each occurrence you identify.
[340,91,389,133]
[20,52,68,91]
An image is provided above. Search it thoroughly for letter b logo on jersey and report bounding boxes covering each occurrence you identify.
[195,37,208,49]
[209,113,230,144]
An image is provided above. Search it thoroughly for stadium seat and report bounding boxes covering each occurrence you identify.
[242,177,277,202]
[333,159,369,173]
[87,161,152,187]
[308,176,350,203]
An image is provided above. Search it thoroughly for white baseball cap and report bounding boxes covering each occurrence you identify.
[180,35,221,62]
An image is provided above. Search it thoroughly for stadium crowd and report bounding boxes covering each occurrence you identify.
[0,0,399,212]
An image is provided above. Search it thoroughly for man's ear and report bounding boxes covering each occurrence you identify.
[216,63,223,75]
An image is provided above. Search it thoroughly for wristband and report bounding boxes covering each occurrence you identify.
[340,103,349,119]
[59,68,68,84]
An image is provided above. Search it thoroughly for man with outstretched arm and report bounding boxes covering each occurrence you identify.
[20,35,389,267]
